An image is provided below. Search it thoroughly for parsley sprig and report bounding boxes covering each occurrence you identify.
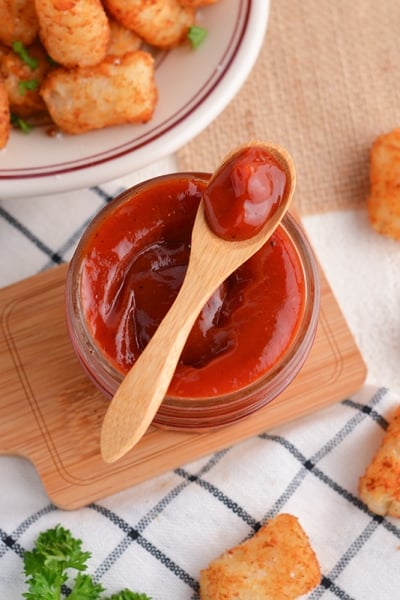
[18,79,39,96]
[12,41,39,71]
[23,525,151,600]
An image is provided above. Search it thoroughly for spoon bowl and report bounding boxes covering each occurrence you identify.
[100,141,296,463]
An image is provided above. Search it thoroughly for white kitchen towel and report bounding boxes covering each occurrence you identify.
[0,160,176,288]
[0,384,399,599]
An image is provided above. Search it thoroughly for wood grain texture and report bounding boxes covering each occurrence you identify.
[0,262,366,509]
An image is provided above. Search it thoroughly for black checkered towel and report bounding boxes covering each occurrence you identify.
[0,384,399,599]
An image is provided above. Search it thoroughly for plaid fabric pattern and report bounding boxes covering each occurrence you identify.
[0,385,399,598]
[1,168,400,598]
[1,160,175,288]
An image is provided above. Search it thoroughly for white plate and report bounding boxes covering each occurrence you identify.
[0,0,270,199]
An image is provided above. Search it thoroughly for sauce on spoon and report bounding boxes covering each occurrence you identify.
[203,145,287,240]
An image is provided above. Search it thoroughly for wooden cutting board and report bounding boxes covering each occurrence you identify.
[0,262,366,510]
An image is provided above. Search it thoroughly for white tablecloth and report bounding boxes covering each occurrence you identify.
[1,156,400,599]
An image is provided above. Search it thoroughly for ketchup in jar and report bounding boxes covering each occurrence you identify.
[66,170,320,430]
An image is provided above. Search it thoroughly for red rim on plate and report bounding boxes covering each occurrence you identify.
[0,0,270,196]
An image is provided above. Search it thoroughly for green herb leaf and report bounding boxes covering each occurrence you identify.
[18,79,39,96]
[10,113,32,133]
[187,25,208,49]
[67,573,104,600]
[104,590,152,600]
[22,525,152,600]
[22,570,67,600]
[23,524,90,575]
[12,41,38,70]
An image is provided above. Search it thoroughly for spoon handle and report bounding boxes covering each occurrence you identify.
[100,264,214,463]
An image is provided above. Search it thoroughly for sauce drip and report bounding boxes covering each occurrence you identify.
[203,146,287,241]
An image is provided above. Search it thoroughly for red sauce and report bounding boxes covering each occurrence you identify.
[203,146,287,240]
[80,175,305,398]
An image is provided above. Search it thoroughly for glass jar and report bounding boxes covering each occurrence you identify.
[65,172,321,431]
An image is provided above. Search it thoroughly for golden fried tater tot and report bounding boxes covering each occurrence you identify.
[35,0,110,68]
[103,0,195,49]
[107,19,142,57]
[0,0,39,47]
[0,42,51,118]
[0,76,10,149]
[40,50,157,134]
[200,514,321,600]
[367,128,400,240]
[359,405,400,517]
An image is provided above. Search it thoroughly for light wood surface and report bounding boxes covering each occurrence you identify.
[0,260,366,509]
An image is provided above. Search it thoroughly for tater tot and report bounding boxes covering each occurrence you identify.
[0,42,51,118]
[107,18,142,57]
[0,76,10,149]
[0,0,39,47]
[367,128,400,240]
[34,0,110,68]
[200,514,321,600]
[103,0,195,49]
[40,50,158,134]
[359,405,400,517]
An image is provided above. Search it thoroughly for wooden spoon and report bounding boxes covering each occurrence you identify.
[100,142,296,463]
